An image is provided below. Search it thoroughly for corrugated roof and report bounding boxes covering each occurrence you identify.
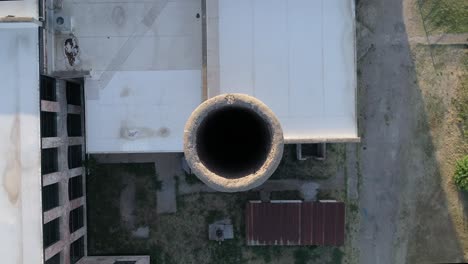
[246,201,345,246]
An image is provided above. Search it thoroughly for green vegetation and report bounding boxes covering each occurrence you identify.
[87,162,162,263]
[148,244,173,264]
[293,248,312,264]
[454,155,468,191]
[331,248,344,264]
[87,162,342,264]
[348,203,359,214]
[205,209,224,224]
[271,144,346,180]
[185,171,203,185]
[208,239,244,264]
[455,54,468,139]
[250,246,283,263]
[270,190,302,200]
[419,0,468,34]
[124,162,157,176]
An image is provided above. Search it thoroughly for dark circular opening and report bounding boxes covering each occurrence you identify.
[56,17,64,25]
[196,106,272,179]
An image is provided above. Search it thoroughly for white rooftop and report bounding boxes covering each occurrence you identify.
[0,23,43,264]
[78,0,203,153]
[0,0,38,19]
[82,0,357,153]
[207,0,358,142]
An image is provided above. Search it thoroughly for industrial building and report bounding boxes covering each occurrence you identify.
[0,0,356,263]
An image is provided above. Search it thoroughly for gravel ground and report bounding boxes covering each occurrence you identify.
[354,0,467,263]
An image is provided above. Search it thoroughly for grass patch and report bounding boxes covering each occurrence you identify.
[426,94,446,128]
[208,239,244,264]
[205,209,225,224]
[270,190,302,200]
[454,52,468,139]
[89,168,340,264]
[454,155,468,191]
[419,0,468,34]
[250,246,283,263]
[292,247,320,264]
[317,189,336,200]
[271,144,346,180]
[293,248,311,264]
[87,162,161,263]
[185,172,203,185]
[348,203,359,214]
[332,248,344,264]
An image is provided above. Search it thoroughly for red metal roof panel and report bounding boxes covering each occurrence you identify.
[246,201,345,246]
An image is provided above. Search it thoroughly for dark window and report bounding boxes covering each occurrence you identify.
[42,148,58,174]
[41,76,56,101]
[45,253,61,264]
[66,82,82,106]
[70,237,84,264]
[67,114,82,137]
[68,145,82,169]
[42,183,59,211]
[41,112,57,137]
[68,175,83,201]
[69,206,84,233]
[43,218,60,248]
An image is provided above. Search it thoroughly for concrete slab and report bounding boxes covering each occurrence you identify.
[154,154,183,214]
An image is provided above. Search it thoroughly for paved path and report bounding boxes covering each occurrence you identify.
[409,33,468,45]
[154,154,181,214]
[179,179,320,201]
[355,0,465,263]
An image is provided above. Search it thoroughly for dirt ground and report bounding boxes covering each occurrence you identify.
[352,0,468,263]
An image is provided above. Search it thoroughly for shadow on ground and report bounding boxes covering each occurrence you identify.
[356,0,467,263]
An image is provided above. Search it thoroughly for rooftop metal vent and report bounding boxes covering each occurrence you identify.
[54,11,72,34]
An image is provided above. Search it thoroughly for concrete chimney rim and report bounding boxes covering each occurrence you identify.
[184,93,284,192]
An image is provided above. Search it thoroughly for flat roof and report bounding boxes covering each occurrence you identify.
[83,1,203,153]
[84,0,357,153]
[207,0,358,142]
[0,0,38,19]
[246,201,345,246]
[0,23,43,264]
[86,71,202,153]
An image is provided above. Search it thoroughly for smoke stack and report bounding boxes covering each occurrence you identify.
[184,94,284,192]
